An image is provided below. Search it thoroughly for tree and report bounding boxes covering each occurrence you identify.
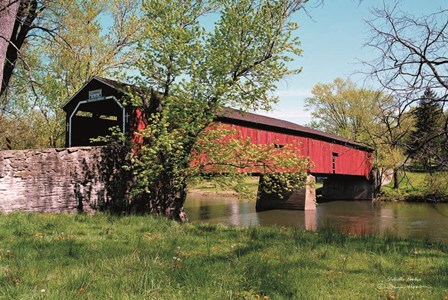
[305,77,383,144]
[305,77,414,190]
[365,1,448,168]
[0,109,48,149]
[368,96,414,190]
[407,88,445,170]
[1,0,141,148]
[127,0,309,221]
[366,2,448,96]
[0,0,42,98]
[0,1,19,94]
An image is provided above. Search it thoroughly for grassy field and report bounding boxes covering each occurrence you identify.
[0,213,447,299]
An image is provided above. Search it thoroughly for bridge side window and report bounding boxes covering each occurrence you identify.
[332,152,339,174]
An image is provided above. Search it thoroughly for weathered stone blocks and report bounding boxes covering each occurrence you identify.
[0,146,128,213]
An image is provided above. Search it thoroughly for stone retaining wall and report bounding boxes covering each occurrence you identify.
[0,146,127,213]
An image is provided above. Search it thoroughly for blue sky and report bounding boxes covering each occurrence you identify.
[258,0,448,125]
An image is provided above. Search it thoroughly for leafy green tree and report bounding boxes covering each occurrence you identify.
[370,100,414,190]
[305,78,383,145]
[0,109,49,149]
[128,0,309,221]
[407,88,445,170]
[305,77,415,190]
[2,0,141,148]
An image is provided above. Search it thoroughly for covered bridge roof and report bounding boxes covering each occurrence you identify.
[217,108,373,152]
[63,76,373,152]
[62,76,134,110]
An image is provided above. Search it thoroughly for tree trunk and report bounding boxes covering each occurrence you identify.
[392,168,399,189]
[144,175,188,222]
[0,0,20,93]
[373,168,382,196]
[0,0,39,97]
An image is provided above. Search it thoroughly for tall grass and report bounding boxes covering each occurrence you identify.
[0,213,446,299]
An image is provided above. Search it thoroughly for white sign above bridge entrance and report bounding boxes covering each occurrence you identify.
[88,89,102,100]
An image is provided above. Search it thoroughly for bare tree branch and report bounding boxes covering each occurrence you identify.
[364,2,448,100]
[363,0,448,174]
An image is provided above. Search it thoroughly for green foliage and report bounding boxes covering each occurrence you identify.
[0,110,50,149]
[2,0,310,219]
[305,78,384,144]
[0,213,447,299]
[188,176,260,199]
[305,77,417,190]
[138,0,303,110]
[379,171,448,202]
[2,0,309,218]
[424,172,448,200]
[407,88,446,169]
[1,0,141,149]
[127,0,309,218]
[128,114,310,213]
[192,124,310,174]
[258,172,307,197]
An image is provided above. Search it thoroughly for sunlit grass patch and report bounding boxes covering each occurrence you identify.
[380,171,448,202]
[0,212,446,299]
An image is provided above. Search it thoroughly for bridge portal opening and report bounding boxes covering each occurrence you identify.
[69,99,124,147]
[62,77,131,147]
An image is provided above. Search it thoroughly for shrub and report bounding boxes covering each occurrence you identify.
[424,171,448,201]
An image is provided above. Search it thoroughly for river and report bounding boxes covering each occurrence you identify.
[184,195,448,243]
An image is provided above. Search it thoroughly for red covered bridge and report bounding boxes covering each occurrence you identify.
[217,108,373,178]
[63,77,375,211]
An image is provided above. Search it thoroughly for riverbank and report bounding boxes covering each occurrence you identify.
[187,176,260,199]
[378,171,448,203]
[376,190,448,202]
[1,213,446,299]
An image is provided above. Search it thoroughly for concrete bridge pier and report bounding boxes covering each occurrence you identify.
[256,175,316,211]
[321,174,374,201]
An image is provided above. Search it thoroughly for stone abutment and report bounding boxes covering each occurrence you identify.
[0,146,130,213]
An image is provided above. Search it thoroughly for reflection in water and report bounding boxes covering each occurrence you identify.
[230,201,239,226]
[185,195,448,243]
[199,204,210,220]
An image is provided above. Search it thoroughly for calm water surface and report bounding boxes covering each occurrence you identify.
[184,196,448,243]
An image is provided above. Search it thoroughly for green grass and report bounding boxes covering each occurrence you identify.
[0,213,447,299]
[381,172,426,193]
[188,177,260,197]
[380,171,448,202]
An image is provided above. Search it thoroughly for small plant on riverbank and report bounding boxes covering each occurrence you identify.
[0,213,447,299]
[424,171,448,201]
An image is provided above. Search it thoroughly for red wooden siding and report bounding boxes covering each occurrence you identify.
[128,112,373,178]
[219,122,373,178]
[63,77,373,179]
